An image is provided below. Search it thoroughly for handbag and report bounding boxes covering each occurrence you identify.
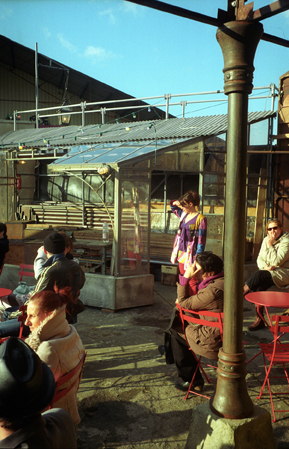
[170,232,181,264]
[13,281,35,295]
[164,331,175,364]
[163,307,183,365]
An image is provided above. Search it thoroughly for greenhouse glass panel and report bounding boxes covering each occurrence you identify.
[119,170,150,276]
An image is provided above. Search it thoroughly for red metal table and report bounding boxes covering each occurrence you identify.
[246,292,289,419]
[246,291,289,328]
[0,288,12,298]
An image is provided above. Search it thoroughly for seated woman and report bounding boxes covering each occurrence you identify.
[24,288,85,425]
[244,219,289,331]
[167,251,224,392]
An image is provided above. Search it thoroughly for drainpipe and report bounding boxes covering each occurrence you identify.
[35,42,39,129]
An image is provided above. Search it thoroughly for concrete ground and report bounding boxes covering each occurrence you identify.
[75,281,289,449]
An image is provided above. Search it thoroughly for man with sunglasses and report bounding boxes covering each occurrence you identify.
[244,219,289,331]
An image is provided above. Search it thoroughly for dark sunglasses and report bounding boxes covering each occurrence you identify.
[268,226,279,231]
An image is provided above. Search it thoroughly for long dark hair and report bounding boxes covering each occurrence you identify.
[196,251,223,275]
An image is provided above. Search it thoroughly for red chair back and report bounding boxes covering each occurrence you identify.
[49,352,86,408]
[176,303,223,400]
[176,303,224,339]
[18,264,34,281]
[270,315,289,337]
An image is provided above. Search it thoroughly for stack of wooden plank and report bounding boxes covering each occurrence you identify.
[28,202,114,229]
[150,233,175,261]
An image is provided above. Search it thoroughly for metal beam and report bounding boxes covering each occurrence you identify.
[126,0,289,48]
[262,31,289,47]
[125,0,220,26]
[253,0,289,21]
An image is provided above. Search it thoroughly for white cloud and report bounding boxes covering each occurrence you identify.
[0,4,13,20]
[42,27,51,39]
[84,45,116,62]
[57,33,77,53]
[99,8,116,24]
[120,2,139,17]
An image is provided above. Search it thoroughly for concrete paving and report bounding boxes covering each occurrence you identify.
[0,267,288,448]
[74,280,289,449]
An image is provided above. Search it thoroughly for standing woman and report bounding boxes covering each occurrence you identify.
[170,191,207,294]
[0,223,9,272]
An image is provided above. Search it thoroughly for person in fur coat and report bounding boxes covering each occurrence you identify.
[24,288,85,425]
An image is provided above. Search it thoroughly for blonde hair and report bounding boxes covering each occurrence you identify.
[266,219,283,233]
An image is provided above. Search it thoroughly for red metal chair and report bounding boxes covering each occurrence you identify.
[18,264,34,281]
[49,352,86,408]
[176,303,223,400]
[258,315,289,422]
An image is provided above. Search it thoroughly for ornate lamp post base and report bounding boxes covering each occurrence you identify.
[210,349,253,418]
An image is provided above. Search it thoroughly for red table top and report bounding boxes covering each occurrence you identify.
[245,291,289,308]
[0,288,12,298]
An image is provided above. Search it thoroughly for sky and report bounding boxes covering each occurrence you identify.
[1,0,289,117]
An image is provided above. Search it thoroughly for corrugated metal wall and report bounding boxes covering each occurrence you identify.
[1,62,107,127]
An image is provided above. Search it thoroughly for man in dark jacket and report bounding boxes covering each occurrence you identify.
[31,231,85,321]
[0,337,77,449]
[0,232,85,338]
[168,251,224,392]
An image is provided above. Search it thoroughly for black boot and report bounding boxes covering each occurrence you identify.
[248,306,265,331]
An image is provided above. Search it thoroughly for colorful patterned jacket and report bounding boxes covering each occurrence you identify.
[170,200,207,270]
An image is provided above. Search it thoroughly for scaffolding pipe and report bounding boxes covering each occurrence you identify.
[35,42,39,129]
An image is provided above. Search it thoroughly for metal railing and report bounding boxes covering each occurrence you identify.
[12,83,278,131]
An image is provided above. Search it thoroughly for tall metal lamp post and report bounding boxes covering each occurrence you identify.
[127,0,289,423]
[210,17,263,419]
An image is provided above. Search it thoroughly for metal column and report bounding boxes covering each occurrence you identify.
[210,20,264,419]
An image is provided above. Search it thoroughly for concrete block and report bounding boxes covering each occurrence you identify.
[0,265,154,311]
[79,273,154,310]
[185,403,276,449]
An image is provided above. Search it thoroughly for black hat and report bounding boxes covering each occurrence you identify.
[44,231,65,254]
[0,338,55,420]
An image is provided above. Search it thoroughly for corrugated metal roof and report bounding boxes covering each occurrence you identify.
[0,110,275,152]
